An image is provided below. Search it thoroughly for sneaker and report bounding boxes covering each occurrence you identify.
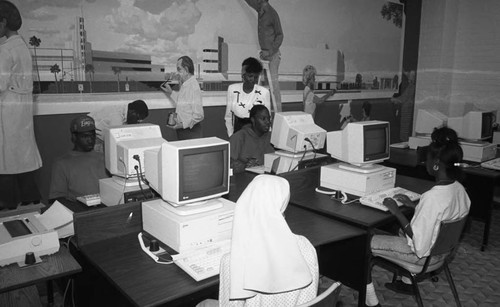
[385,280,415,295]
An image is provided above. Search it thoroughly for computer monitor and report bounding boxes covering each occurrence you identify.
[271,111,326,155]
[326,121,390,172]
[103,124,166,179]
[144,137,230,207]
[447,110,496,141]
[414,109,447,135]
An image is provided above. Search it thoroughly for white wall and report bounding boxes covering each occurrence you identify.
[415,0,500,123]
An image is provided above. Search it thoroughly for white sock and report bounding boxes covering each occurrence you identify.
[402,276,412,284]
[366,283,379,306]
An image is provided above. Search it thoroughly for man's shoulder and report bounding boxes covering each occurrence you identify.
[230,125,252,140]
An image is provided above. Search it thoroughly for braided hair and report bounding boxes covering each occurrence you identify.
[429,127,463,180]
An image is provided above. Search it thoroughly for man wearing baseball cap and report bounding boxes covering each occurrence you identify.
[49,115,109,202]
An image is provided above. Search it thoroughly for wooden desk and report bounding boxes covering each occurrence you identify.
[0,247,81,306]
[277,166,433,229]
[74,200,366,307]
[387,147,500,250]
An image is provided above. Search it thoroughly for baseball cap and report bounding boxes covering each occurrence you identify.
[70,115,96,133]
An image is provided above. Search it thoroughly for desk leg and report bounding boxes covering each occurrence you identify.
[482,208,492,251]
[47,280,53,305]
[316,234,368,307]
[465,174,495,251]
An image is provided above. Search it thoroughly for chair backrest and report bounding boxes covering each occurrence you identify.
[295,282,342,307]
[429,215,467,257]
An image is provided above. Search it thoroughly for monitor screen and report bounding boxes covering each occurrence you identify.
[481,112,494,139]
[144,137,230,206]
[364,125,388,159]
[327,121,390,170]
[271,111,326,153]
[103,124,166,178]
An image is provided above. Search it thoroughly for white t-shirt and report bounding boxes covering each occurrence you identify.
[408,181,470,257]
[224,83,270,137]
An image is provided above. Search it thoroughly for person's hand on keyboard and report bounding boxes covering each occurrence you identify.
[245,157,260,168]
[382,197,400,215]
[393,194,415,208]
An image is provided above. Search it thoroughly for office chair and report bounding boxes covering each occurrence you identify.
[296,281,342,307]
[371,216,467,307]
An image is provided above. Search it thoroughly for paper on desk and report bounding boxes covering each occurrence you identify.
[38,201,74,239]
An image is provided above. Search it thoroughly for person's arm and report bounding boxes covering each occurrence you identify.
[48,161,69,201]
[0,49,12,92]
[271,9,284,54]
[190,87,204,127]
[382,198,414,238]
[312,89,336,105]
[230,133,247,174]
[225,89,235,137]
[393,194,417,209]
[243,0,260,12]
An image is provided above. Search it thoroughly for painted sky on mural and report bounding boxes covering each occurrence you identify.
[13,0,403,78]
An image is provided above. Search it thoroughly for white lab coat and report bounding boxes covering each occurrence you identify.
[0,35,42,174]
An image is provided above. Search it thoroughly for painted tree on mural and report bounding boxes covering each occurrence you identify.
[380,2,403,28]
[29,36,42,93]
[85,64,95,93]
[50,64,61,93]
[112,66,121,92]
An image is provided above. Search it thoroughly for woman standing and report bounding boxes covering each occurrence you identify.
[0,1,42,209]
[161,55,204,140]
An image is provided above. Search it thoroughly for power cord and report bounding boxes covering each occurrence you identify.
[304,137,317,160]
[133,155,155,199]
[289,145,308,172]
[134,166,149,200]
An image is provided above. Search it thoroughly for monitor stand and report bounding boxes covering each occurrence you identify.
[112,175,146,187]
[275,150,315,159]
[160,198,224,216]
[338,162,385,174]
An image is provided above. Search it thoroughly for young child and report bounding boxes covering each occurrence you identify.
[302,65,336,118]
[365,127,471,307]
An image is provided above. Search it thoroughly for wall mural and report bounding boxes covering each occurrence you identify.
[11,0,404,92]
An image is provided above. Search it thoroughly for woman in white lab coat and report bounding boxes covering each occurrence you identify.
[0,1,42,209]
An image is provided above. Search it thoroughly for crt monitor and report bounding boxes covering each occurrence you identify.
[327,121,390,172]
[447,110,496,141]
[144,137,230,206]
[103,124,166,179]
[271,111,326,154]
[414,109,447,135]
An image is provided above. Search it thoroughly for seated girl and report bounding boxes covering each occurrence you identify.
[365,127,471,307]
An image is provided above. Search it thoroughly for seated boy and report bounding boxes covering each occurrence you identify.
[49,115,110,202]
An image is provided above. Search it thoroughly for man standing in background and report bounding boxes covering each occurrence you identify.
[244,0,283,112]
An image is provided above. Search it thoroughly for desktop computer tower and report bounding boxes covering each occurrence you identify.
[142,198,235,253]
[320,163,396,197]
[99,178,153,206]
[460,142,497,162]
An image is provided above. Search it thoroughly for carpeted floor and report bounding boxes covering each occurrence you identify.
[338,205,500,307]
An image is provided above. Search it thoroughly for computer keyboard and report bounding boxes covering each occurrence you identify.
[76,194,101,206]
[359,187,421,212]
[173,240,230,281]
[245,165,270,174]
[481,157,500,171]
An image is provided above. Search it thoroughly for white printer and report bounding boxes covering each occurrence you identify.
[0,212,60,266]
